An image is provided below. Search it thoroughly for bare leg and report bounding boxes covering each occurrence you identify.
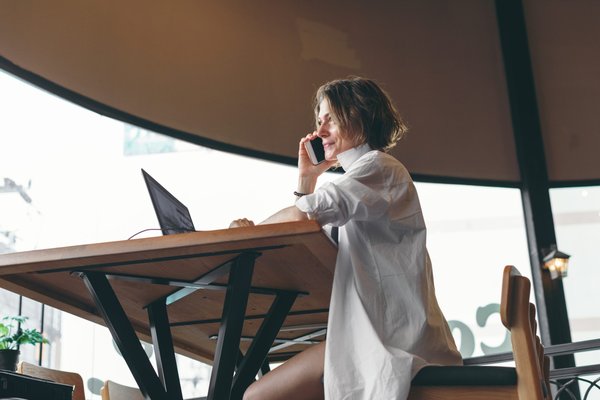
[242,341,325,400]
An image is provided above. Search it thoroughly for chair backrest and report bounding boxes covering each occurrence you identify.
[500,265,548,400]
[17,361,85,400]
[101,379,144,400]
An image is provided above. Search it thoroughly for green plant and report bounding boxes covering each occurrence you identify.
[0,315,49,350]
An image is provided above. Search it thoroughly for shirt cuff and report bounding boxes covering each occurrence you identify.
[295,195,317,220]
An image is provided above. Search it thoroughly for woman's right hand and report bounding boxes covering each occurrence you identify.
[296,132,336,195]
[298,132,336,179]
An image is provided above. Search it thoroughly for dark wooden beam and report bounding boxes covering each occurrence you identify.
[494,0,578,390]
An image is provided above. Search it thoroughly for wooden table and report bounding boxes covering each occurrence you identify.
[0,220,337,400]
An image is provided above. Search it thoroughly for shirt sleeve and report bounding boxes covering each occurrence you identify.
[296,171,390,227]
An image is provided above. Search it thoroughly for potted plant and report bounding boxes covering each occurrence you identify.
[0,315,49,371]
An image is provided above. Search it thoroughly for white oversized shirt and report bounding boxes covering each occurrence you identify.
[296,144,462,400]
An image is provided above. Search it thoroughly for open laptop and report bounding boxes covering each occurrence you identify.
[141,169,196,235]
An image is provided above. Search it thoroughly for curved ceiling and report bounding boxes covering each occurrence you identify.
[0,0,598,184]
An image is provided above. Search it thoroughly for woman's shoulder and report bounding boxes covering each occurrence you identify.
[362,150,409,172]
[349,150,412,182]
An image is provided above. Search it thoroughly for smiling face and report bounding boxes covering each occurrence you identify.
[316,99,356,161]
[314,77,407,153]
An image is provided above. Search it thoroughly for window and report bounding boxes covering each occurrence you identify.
[550,186,600,377]
[417,183,531,358]
[1,68,533,397]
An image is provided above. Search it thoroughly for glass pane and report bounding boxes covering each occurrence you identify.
[549,186,600,342]
[550,186,600,390]
[417,183,531,358]
[40,305,61,367]
[0,289,20,318]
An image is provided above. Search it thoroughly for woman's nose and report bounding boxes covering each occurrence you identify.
[317,124,328,137]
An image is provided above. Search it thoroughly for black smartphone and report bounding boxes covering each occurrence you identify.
[304,136,326,165]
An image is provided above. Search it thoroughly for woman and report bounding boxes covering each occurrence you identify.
[232,77,462,400]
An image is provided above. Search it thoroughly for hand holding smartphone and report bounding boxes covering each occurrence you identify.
[304,136,326,165]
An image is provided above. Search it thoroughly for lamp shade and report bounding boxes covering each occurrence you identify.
[543,246,571,279]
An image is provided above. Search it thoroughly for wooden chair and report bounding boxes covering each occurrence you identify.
[17,361,85,400]
[100,380,213,400]
[100,379,144,400]
[408,265,551,400]
[100,379,208,400]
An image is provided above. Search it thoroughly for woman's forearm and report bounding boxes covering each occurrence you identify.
[259,205,309,225]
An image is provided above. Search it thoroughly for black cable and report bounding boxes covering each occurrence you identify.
[127,227,197,240]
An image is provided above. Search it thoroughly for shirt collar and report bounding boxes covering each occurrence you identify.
[337,143,373,171]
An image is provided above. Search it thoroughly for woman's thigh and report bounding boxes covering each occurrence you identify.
[243,341,325,400]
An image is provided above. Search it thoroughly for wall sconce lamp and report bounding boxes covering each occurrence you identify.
[542,245,571,279]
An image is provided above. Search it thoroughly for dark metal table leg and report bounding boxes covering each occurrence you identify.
[260,360,271,377]
[206,252,258,400]
[148,300,183,400]
[81,271,168,400]
[230,292,297,400]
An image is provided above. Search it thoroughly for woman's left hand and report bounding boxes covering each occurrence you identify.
[229,218,256,228]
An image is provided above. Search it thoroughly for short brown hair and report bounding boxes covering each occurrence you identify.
[314,76,408,152]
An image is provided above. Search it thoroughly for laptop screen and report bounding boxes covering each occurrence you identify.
[142,169,195,235]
